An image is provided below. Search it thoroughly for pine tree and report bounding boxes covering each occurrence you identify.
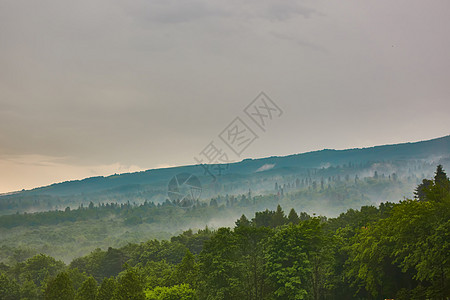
[288,208,300,224]
[414,179,433,201]
[272,205,287,227]
[235,214,250,227]
[434,164,449,187]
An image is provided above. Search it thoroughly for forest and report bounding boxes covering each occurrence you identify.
[0,166,422,263]
[0,165,448,299]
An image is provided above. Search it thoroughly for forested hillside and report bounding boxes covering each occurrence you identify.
[1,166,448,299]
[0,168,426,263]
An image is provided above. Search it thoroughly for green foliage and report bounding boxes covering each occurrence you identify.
[67,268,89,291]
[96,277,117,300]
[414,179,433,201]
[19,279,40,300]
[235,214,250,227]
[345,165,450,298]
[266,222,315,299]
[76,276,97,300]
[145,284,198,300]
[170,250,199,287]
[0,272,20,300]
[44,272,75,300]
[253,209,276,227]
[234,224,273,299]
[14,254,66,287]
[434,164,449,187]
[169,228,213,255]
[70,248,106,281]
[140,260,173,289]
[288,208,300,224]
[199,227,243,299]
[114,268,145,300]
[272,204,288,227]
[102,247,126,279]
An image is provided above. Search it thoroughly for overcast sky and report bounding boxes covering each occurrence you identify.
[1,0,449,193]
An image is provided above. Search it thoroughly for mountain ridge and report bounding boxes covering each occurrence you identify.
[2,134,449,198]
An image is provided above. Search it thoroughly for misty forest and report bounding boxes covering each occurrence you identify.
[0,137,449,299]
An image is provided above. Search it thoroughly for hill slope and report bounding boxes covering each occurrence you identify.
[1,135,449,215]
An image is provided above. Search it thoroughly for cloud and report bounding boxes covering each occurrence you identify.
[120,0,316,25]
[121,0,230,24]
[266,2,316,21]
[256,164,275,172]
[270,32,326,52]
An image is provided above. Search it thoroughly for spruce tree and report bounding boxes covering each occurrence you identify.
[288,208,300,224]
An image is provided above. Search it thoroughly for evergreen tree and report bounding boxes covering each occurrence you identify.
[414,179,433,201]
[287,208,300,224]
[434,164,449,187]
[235,214,250,227]
[272,204,287,227]
[253,209,275,227]
[299,211,310,221]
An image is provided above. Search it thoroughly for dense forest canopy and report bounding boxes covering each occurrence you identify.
[0,165,449,299]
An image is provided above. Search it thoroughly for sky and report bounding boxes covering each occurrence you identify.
[1,0,449,193]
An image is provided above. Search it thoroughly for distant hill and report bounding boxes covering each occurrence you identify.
[1,135,449,215]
